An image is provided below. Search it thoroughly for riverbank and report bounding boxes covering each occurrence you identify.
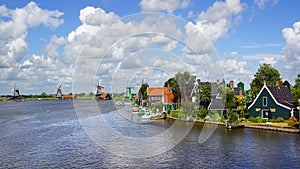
[167,116,300,134]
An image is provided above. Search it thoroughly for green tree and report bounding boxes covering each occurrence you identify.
[250,63,282,99]
[235,94,246,117]
[291,73,300,106]
[164,77,180,103]
[138,83,149,100]
[198,82,211,109]
[174,71,196,102]
[41,92,47,98]
[294,74,300,89]
[164,71,196,103]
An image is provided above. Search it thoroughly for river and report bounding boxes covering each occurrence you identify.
[0,100,299,168]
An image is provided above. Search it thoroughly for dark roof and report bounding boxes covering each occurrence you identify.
[210,82,220,96]
[233,87,241,96]
[208,98,226,110]
[267,86,294,108]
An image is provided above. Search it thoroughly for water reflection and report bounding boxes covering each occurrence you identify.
[0,100,299,168]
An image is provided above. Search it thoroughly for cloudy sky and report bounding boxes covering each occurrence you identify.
[0,0,299,95]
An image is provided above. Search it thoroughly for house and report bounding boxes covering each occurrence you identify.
[208,81,246,117]
[248,81,294,120]
[147,87,175,111]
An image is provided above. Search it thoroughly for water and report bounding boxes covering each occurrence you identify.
[0,100,299,168]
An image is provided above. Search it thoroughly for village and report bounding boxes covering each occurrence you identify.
[2,63,299,133]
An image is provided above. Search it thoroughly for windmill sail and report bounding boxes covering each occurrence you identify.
[9,83,25,101]
[13,83,20,97]
[56,83,62,99]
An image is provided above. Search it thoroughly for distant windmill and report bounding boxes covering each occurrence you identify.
[9,83,25,101]
[124,81,135,100]
[13,82,20,97]
[92,80,105,99]
[56,83,63,100]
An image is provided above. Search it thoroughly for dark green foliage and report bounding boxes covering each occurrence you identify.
[138,83,149,100]
[249,63,282,99]
[198,108,208,119]
[164,77,180,103]
[198,82,211,109]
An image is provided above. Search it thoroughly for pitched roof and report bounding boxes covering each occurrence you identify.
[267,86,294,108]
[208,98,226,110]
[147,87,167,96]
[248,84,294,110]
[147,87,174,104]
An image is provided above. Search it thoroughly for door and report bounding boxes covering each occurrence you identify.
[262,109,271,119]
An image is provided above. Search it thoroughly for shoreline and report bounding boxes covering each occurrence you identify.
[167,116,300,134]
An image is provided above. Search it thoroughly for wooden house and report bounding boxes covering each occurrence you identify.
[147,87,175,111]
[248,81,294,120]
[208,81,247,117]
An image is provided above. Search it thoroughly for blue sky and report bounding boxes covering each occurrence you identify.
[0,0,300,95]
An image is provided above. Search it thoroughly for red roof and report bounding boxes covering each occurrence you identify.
[147,87,174,103]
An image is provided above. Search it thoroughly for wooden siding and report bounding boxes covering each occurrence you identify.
[249,88,291,120]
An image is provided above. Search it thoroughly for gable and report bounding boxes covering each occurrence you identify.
[248,85,292,110]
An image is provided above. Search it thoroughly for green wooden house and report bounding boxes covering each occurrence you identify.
[248,83,294,120]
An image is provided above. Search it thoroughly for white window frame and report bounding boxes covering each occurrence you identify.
[263,97,267,106]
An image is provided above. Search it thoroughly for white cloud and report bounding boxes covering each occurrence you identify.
[79,6,119,26]
[281,21,300,81]
[140,0,191,13]
[183,0,244,54]
[0,2,64,94]
[254,0,279,9]
[42,36,66,58]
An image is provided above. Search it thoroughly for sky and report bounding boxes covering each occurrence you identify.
[0,0,300,95]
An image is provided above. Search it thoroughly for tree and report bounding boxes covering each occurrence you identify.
[291,73,300,106]
[164,71,196,103]
[294,73,300,89]
[235,94,246,117]
[164,77,180,103]
[174,71,196,102]
[198,82,211,109]
[250,63,282,99]
[138,83,149,100]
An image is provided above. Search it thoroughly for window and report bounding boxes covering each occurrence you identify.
[263,97,267,106]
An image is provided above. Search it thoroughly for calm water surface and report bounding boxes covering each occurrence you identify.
[0,100,299,168]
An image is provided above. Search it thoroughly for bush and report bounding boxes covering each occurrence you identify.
[170,109,180,118]
[286,116,298,127]
[276,117,285,122]
[249,116,267,123]
[198,108,208,120]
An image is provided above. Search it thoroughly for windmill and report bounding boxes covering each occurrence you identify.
[56,83,63,100]
[124,81,135,100]
[93,80,104,96]
[9,83,25,101]
[13,82,20,97]
[91,79,112,100]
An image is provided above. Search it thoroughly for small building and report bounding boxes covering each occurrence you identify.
[248,82,294,120]
[208,80,247,117]
[147,87,175,112]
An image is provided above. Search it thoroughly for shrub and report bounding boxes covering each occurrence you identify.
[286,116,298,127]
[249,116,267,123]
[276,117,285,122]
[198,108,208,120]
[170,109,180,118]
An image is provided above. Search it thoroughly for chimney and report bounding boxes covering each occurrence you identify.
[230,80,234,89]
[276,80,280,87]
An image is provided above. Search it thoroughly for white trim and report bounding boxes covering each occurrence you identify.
[263,96,267,106]
[248,84,291,110]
